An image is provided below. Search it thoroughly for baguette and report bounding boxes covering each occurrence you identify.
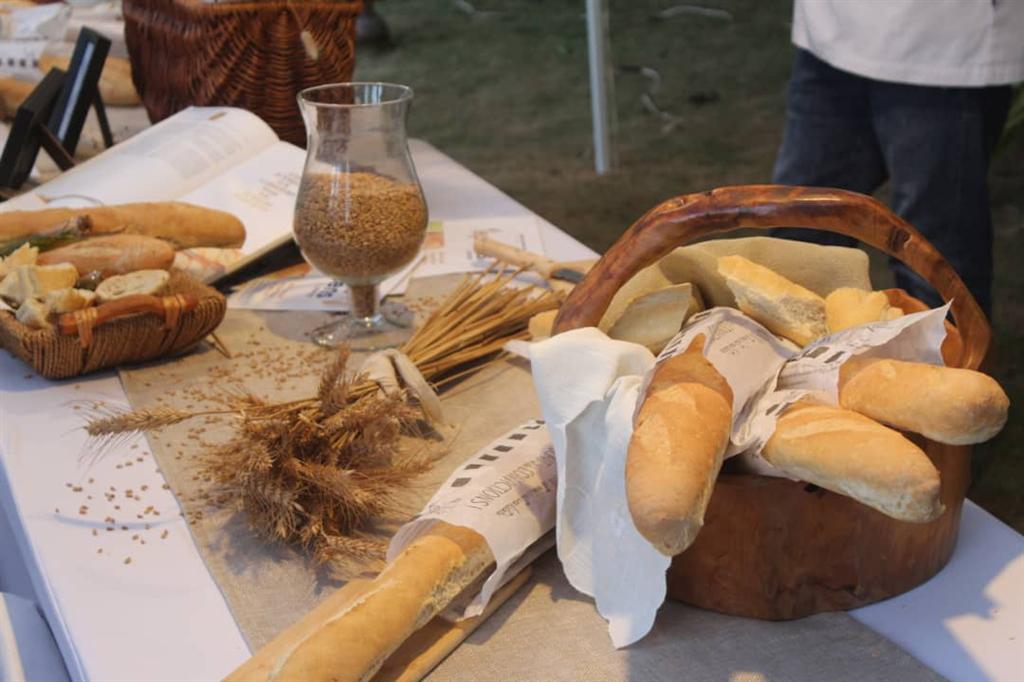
[717,255,827,346]
[37,235,175,277]
[825,287,903,333]
[839,356,1009,445]
[762,401,943,523]
[226,522,494,682]
[626,336,733,556]
[0,203,245,250]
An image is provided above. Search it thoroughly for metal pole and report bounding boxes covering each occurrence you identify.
[585,0,617,174]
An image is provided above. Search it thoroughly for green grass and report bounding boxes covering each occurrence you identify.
[356,0,1024,531]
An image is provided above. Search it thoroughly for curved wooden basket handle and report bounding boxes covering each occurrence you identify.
[553,185,990,369]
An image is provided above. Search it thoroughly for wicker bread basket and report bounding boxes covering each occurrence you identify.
[0,271,226,379]
[122,0,362,146]
[554,185,990,620]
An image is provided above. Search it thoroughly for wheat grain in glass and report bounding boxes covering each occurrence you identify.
[294,83,427,349]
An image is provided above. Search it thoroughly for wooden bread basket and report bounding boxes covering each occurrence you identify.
[0,271,226,379]
[553,185,988,620]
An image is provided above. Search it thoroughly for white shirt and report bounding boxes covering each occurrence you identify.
[793,0,1024,87]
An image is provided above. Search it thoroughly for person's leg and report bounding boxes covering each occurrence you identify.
[870,83,1012,314]
[771,49,887,247]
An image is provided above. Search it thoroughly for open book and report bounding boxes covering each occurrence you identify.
[2,106,304,278]
[1,106,549,309]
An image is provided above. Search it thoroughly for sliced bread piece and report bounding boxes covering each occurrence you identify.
[717,255,827,346]
[95,269,170,303]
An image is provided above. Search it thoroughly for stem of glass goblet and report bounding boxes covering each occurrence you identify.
[350,283,379,320]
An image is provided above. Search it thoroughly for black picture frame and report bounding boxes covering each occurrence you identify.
[0,27,113,194]
[47,27,113,155]
[0,68,68,190]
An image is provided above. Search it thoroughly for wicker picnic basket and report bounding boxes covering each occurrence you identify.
[555,184,990,620]
[122,0,363,146]
[0,271,226,379]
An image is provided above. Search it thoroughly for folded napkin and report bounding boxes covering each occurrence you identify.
[528,328,668,647]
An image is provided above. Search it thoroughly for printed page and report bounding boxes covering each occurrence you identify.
[2,107,279,210]
[387,419,557,619]
[416,216,546,278]
[179,140,305,257]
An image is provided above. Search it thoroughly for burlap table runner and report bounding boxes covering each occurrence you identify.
[118,277,943,680]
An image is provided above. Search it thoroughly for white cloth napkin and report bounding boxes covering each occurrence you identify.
[528,328,669,647]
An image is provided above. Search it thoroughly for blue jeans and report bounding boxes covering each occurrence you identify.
[772,50,1011,314]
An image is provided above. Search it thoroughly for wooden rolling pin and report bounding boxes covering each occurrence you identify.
[473,234,585,283]
[226,522,495,682]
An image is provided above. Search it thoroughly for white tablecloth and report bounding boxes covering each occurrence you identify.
[0,141,1022,682]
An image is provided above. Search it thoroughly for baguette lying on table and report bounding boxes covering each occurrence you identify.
[227,522,494,682]
[0,202,245,250]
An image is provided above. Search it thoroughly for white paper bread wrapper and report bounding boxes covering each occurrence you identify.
[653,304,949,475]
[521,304,948,647]
[387,420,558,619]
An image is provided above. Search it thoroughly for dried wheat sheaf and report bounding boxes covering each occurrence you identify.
[84,268,562,569]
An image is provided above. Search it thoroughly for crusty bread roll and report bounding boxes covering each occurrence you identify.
[825,287,904,333]
[762,401,943,523]
[717,255,827,346]
[0,203,245,250]
[626,337,733,556]
[840,356,1009,445]
[227,522,494,682]
[37,235,175,277]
